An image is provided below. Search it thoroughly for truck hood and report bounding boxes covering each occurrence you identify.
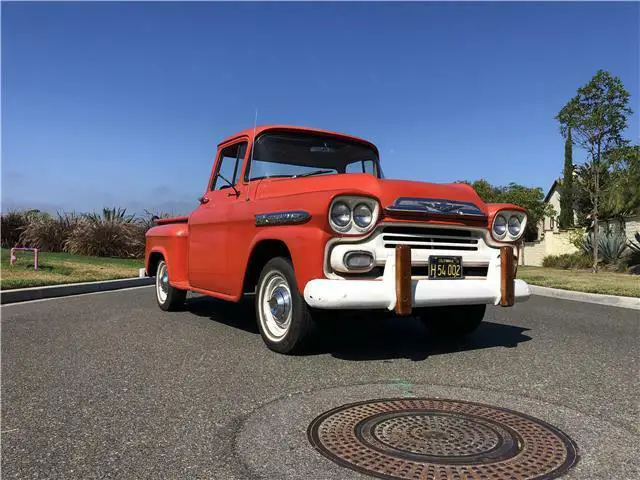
[254,173,488,215]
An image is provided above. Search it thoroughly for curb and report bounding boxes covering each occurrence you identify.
[1,277,154,305]
[529,285,640,310]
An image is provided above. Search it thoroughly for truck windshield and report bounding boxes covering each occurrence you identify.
[246,132,381,181]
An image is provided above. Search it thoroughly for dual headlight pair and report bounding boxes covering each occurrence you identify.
[329,196,379,234]
[492,210,527,241]
[329,196,527,242]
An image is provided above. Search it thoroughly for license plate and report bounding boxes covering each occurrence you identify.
[428,256,463,280]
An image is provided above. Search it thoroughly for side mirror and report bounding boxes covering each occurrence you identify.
[198,196,210,205]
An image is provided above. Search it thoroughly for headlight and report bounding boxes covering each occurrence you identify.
[328,196,380,234]
[508,215,521,236]
[330,202,351,228]
[353,203,373,228]
[493,214,507,238]
[491,210,527,241]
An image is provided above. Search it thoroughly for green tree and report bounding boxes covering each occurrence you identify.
[556,70,632,272]
[468,179,501,203]
[606,145,640,216]
[556,96,579,229]
[559,128,574,228]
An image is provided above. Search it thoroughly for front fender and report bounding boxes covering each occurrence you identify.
[247,225,332,294]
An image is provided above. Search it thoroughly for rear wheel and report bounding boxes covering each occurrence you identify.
[418,304,486,337]
[155,260,187,311]
[255,257,314,354]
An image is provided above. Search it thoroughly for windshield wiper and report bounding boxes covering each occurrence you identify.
[294,169,334,178]
[249,174,295,181]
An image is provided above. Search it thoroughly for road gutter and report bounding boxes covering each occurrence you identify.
[529,285,640,310]
[1,277,154,305]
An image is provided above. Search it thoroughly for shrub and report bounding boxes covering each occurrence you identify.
[581,231,629,264]
[19,212,79,252]
[64,207,143,258]
[567,228,586,250]
[1,210,29,248]
[542,252,593,269]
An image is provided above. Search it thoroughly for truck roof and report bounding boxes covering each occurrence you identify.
[218,125,377,152]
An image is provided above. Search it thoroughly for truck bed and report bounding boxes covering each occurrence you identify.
[154,216,189,225]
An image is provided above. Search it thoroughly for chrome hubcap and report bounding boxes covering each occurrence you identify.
[259,271,293,342]
[268,286,291,326]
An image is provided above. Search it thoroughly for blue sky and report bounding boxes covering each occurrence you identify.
[2,1,638,215]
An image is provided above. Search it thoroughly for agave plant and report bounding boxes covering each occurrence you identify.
[628,232,640,254]
[600,232,628,263]
[85,207,135,224]
[64,207,142,258]
[582,231,629,264]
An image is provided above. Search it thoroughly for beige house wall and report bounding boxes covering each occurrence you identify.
[521,230,580,266]
[522,215,639,266]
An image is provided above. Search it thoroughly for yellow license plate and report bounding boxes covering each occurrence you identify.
[428,256,463,279]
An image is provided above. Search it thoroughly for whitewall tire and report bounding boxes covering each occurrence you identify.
[155,259,186,311]
[255,257,314,354]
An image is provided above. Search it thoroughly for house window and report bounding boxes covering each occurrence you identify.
[550,217,555,230]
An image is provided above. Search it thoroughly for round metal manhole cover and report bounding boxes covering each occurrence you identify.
[307,398,578,480]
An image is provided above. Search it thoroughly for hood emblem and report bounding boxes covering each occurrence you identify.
[386,197,485,217]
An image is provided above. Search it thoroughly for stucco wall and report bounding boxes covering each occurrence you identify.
[600,215,640,242]
[523,215,640,266]
[625,217,640,242]
[521,230,580,266]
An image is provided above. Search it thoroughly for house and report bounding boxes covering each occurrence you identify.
[522,179,640,266]
[536,178,577,240]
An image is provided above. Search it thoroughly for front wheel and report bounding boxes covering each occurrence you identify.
[155,260,187,311]
[255,257,314,354]
[418,304,486,338]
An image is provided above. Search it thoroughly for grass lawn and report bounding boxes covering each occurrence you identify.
[518,266,640,298]
[1,248,144,290]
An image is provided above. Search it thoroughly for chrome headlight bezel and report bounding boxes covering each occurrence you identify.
[330,201,351,228]
[328,196,380,234]
[491,210,527,242]
[493,214,507,239]
[353,203,373,228]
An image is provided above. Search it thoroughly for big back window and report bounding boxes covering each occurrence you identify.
[246,132,380,181]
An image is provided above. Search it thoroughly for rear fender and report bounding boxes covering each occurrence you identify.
[145,224,190,286]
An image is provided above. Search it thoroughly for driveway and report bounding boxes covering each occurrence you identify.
[1,288,638,479]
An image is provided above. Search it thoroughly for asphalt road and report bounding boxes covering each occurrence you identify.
[2,288,638,479]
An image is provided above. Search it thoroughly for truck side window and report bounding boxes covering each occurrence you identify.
[346,159,376,175]
[211,142,247,191]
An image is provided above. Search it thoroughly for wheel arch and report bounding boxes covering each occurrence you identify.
[243,239,293,294]
[147,247,169,277]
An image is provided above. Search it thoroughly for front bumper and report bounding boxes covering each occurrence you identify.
[304,247,530,311]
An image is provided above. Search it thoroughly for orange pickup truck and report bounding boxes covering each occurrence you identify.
[145,125,530,353]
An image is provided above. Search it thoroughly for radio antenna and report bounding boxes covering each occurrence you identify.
[246,108,258,201]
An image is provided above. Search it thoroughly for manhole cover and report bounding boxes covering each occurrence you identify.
[307,398,578,480]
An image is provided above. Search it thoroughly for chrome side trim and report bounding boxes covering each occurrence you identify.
[255,211,311,226]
